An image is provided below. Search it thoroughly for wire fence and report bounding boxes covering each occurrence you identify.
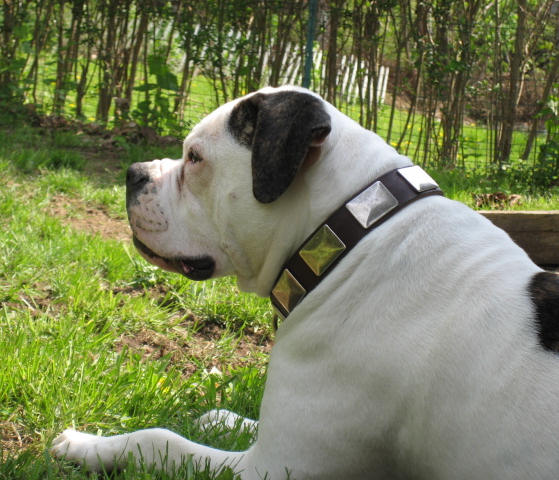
[2,0,558,183]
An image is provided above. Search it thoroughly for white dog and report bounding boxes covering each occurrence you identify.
[52,86,559,479]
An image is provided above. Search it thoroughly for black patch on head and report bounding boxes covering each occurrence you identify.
[228,95,259,147]
[529,271,559,351]
[228,90,331,203]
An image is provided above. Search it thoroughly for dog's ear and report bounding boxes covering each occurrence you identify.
[228,91,331,203]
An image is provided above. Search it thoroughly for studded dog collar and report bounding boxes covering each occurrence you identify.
[270,165,444,319]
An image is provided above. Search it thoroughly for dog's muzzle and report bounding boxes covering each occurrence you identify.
[132,235,215,281]
[126,162,216,281]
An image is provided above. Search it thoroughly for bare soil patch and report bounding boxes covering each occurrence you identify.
[116,321,272,377]
[46,194,131,243]
[0,420,33,459]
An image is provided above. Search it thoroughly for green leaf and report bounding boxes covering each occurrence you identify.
[147,54,166,76]
[148,55,179,91]
[135,100,152,113]
[133,83,158,92]
[156,71,179,91]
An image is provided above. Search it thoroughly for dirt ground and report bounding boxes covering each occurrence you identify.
[46,193,132,243]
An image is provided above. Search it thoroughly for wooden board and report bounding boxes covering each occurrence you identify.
[480,211,559,266]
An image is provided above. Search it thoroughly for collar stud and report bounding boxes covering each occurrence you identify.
[299,224,346,276]
[271,269,307,315]
[346,181,399,228]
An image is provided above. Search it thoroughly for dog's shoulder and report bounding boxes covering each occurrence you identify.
[529,271,559,351]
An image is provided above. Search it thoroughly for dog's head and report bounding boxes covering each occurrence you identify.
[126,86,334,293]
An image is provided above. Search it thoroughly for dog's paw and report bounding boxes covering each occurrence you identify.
[196,409,257,436]
[50,429,112,471]
[196,409,225,431]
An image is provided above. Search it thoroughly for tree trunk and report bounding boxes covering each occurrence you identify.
[0,1,28,97]
[495,0,527,167]
[26,0,54,104]
[125,9,149,108]
[96,0,118,122]
[521,18,559,160]
[439,0,482,168]
[325,0,343,105]
[52,0,67,115]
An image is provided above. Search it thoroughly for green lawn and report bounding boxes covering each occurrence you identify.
[0,128,272,479]
[0,108,557,478]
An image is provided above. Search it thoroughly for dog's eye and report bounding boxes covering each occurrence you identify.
[188,148,203,164]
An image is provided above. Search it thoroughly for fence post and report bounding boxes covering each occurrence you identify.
[303,0,318,89]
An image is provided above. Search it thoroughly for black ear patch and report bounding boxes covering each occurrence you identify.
[228,95,259,147]
[228,90,331,203]
[529,271,559,351]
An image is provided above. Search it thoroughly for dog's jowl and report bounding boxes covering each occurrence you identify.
[52,86,559,480]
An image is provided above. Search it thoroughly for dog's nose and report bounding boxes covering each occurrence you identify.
[126,162,152,208]
[126,162,151,194]
[127,163,151,190]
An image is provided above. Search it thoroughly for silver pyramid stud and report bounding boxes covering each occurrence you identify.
[345,181,399,229]
[299,224,346,276]
[397,166,438,192]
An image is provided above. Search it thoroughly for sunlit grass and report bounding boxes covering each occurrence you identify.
[0,147,269,479]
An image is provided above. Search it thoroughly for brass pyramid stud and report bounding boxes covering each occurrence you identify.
[299,224,346,276]
[345,181,399,229]
[271,269,307,314]
[397,165,439,192]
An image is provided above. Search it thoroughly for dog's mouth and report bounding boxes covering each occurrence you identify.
[132,236,215,281]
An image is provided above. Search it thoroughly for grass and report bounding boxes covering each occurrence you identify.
[0,97,557,478]
[433,168,559,210]
[0,128,272,479]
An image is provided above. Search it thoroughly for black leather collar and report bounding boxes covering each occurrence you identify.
[270,165,444,319]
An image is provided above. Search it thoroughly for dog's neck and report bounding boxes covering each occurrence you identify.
[269,164,443,318]
[237,108,414,297]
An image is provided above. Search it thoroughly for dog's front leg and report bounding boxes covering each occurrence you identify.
[51,427,248,474]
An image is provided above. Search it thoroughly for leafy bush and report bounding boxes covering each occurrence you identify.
[532,92,559,190]
[131,54,186,137]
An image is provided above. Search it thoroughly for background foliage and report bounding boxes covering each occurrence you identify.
[1,0,559,189]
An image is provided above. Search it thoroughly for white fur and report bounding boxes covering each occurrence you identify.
[52,87,559,479]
